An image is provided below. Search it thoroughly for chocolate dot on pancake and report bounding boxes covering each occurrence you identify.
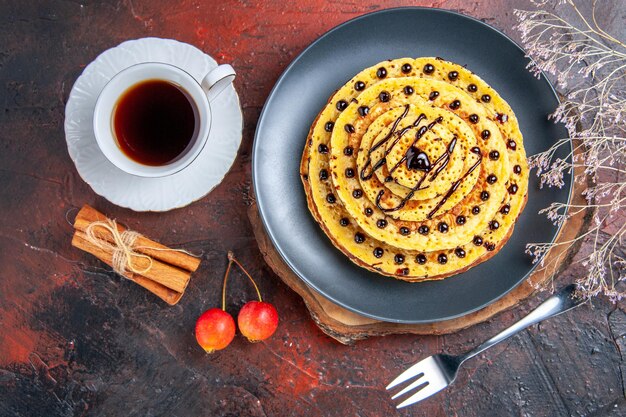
[507,139,517,150]
[336,100,348,111]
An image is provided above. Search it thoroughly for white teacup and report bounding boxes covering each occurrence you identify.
[93,62,235,177]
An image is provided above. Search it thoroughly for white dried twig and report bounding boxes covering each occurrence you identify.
[515,0,625,301]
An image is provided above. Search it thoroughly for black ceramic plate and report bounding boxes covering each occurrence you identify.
[252,8,571,323]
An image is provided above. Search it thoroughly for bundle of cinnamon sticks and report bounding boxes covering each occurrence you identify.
[71,205,200,305]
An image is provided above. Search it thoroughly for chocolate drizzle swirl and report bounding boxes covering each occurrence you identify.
[426,147,483,219]
[375,174,429,213]
[359,105,410,181]
[428,136,457,181]
[396,113,426,138]
[375,135,457,213]
[387,114,442,176]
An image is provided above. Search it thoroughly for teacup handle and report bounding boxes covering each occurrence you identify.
[201,64,236,102]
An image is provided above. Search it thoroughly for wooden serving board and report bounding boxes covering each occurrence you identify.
[248,145,592,344]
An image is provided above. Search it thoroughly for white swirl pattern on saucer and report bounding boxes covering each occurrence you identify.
[65,37,243,211]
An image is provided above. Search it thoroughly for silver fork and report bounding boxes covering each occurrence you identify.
[386,284,587,408]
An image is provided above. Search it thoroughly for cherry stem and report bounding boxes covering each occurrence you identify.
[228,251,263,302]
[221,259,233,311]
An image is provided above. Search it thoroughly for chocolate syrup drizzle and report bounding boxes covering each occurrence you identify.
[428,136,457,181]
[375,172,429,212]
[397,113,426,140]
[387,116,443,176]
[426,147,483,219]
[360,105,411,181]
[375,135,457,213]
[358,105,482,216]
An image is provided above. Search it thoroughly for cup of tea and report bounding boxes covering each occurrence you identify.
[93,62,236,177]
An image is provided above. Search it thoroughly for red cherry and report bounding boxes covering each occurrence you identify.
[195,308,235,353]
[238,301,279,342]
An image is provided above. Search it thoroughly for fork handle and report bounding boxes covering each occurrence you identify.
[460,285,587,362]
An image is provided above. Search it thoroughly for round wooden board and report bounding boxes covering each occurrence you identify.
[249,142,592,344]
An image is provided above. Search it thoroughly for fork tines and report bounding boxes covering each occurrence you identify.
[386,356,449,408]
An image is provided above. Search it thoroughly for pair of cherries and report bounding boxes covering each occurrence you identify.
[195,252,278,353]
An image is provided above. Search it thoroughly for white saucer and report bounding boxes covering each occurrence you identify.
[64,38,243,212]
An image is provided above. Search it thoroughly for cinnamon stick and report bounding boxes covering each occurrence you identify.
[74,205,200,273]
[71,231,183,305]
[72,230,191,294]
[125,272,183,305]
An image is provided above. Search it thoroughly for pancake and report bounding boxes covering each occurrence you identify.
[300,58,528,281]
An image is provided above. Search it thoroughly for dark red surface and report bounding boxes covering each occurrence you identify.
[0,1,624,416]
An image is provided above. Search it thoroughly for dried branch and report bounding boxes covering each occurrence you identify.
[514,0,625,301]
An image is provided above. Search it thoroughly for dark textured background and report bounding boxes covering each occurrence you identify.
[0,1,624,416]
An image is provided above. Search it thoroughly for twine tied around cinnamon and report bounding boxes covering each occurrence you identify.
[71,205,202,305]
[84,219,198,276]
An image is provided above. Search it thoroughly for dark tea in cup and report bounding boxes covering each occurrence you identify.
[113,80,197,166]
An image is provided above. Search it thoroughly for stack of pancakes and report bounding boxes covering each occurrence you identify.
[301,58,528,281]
